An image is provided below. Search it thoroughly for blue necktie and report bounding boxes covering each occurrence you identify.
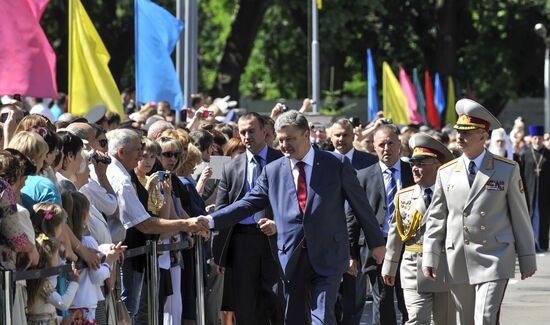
[253,155,263,185]
[240,155,263,224]
[384,168,397,233]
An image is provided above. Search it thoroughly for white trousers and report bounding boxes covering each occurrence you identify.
[450,279,508,325]
[402,289,456,325]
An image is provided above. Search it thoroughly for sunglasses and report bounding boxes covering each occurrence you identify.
[98,139,108,148]
[161,151,181,158]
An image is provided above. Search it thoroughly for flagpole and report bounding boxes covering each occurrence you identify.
[311,0,320,113]
[176,0,184,124]
[179,0,198,125]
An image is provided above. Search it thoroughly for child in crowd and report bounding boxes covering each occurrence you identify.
[62,191,125,325]
[26,234,80,325]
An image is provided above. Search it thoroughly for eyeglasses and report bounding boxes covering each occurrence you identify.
[98,139,108,148]
[161,151,181,158]
[409,160,437,167]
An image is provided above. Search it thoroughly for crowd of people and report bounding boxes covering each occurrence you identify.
[0,91,542,325]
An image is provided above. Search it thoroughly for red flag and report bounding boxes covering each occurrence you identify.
[0,0,57,98]
[424,71,440,129]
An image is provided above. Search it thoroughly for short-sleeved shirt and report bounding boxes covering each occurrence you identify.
[106,156,150,230]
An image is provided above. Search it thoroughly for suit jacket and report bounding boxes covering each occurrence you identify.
[350,149,378,171]
[423,152,537,285]
[382,185,449,292]
[349,160,414,264]
[212,147,283,266]
[211,149,385,278]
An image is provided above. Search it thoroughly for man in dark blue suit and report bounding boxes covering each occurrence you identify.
[330,118,378,325]
[194,111,386,325]
[211,112,283,325]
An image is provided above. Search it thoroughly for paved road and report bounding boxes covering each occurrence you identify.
[501,252,550,325]
[359,253,550,324]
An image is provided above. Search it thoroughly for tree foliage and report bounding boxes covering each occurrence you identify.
[40,0,550,115]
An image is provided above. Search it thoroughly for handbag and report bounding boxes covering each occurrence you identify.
[107,262,131,325]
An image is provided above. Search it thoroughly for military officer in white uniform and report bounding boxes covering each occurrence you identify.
[382,133,456,325]
[422,99,537,325]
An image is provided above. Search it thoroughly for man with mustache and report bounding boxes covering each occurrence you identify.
[422,99,537,325]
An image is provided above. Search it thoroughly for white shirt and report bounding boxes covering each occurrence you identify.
[379,159,403,190]
[106,156,150,241]
[462,149,487,174]
[289,146,315,192]
[335,147,355,163]
[70,236,111,309]
[80,177,118,216]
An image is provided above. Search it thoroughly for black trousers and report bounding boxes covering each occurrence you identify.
[227,225,283,325]
[368,262,408,325]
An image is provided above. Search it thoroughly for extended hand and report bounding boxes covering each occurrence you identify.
[347,259,358,277]
[184,216,210,233]
[258,218,277,236]
[383,275,395,286]
[422,266,437,280]
[521,269,536,280]
[371,246,386,264]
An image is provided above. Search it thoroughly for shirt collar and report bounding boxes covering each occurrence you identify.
[246,144,268,164]
[379,159,401,174]
[336,147,355,161]
[420,184,435,193]
[290,146,315,169]
[110,155,131,178]
[462,149,486,170]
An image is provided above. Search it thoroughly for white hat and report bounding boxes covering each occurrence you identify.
[30,103,55,122]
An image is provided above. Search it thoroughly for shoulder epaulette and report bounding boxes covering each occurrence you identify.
[438,157,459,170]
[396,185,415,195]
[493,155,515,165]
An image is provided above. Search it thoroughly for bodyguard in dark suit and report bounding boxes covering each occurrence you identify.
[194,111,386,325]
[330,118,378,325]
[350,124,414,325]
[212,112,283,324]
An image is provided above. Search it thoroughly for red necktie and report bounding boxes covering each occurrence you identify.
[296,161,307,214]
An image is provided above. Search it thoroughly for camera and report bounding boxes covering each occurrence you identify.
[201,110,214,118]
[91,151,112,165]
[349,117,362,128]
[380,118,393,125]
[158,171,165,181]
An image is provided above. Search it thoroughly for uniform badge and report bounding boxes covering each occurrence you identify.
[485,180,504,191]
[519,180,525,193]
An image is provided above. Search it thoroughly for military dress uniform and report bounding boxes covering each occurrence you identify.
[382,134,456,325]
[423,99,537,325]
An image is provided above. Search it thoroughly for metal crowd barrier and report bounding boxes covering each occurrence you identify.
[0,237,205,325]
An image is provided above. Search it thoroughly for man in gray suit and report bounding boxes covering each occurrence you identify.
[330,118,378,325]
[193,110,386,325]
[352,124,414,325]
[422,99,537,325]
[382,133,456,325]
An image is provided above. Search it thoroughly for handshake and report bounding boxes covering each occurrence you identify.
[182,216,278,238]
[184,216,211,237]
